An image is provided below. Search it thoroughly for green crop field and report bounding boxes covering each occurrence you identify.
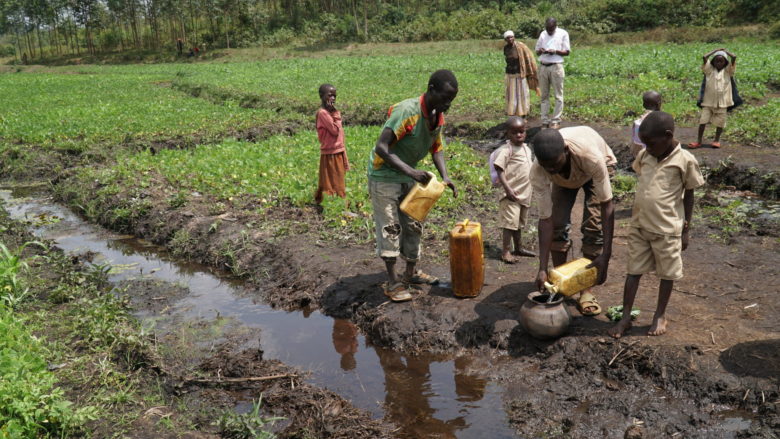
[0,72,290,148]
[9,40,773,147]
[78,126,493,236]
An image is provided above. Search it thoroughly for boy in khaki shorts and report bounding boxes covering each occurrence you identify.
[609,111,705,338]
[493,116,536,263]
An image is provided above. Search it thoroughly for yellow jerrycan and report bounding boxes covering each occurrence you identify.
[399,172,445,222]
[544,257,598,297]
[449,219,484,298]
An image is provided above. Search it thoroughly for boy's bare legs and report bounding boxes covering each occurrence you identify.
[649,279,673,336]
[609,274,641,338]
[714,127,723,143]
[511,229,536,257]
[383,257,416,284]
[501,229,518,263]
[696,124,706,144]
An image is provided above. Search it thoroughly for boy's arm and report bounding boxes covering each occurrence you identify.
[682,189,694,251]
[586,200,614,284]
[432,150,457,197]
[375,128,430,184]
[495,166,519,202]
[702,48,719,65]
[316,110,340,137]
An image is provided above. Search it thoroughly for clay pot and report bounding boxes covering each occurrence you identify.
[519,291,571,340]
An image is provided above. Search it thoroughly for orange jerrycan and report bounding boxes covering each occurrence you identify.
[399,172,445,222]
[449,219,484,298]
[544,258,598,297]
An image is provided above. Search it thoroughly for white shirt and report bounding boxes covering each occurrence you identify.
[535,28,570,64]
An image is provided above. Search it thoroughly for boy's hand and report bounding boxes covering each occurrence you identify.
[586,253,610,285]
[535,270,548,291]
[410,169,432,184]
[682,229,690,251]
[506,189,521,203]
[443,178,458,198]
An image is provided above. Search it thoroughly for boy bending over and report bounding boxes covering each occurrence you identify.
[493,116,536,263]
[609,111,705,338]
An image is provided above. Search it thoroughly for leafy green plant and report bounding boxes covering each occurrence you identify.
[0,298,98,437]
[0,241,43,309]
[215,397,283,439]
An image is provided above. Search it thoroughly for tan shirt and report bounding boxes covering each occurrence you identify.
[531,126,617,219]
[701,62,736,108]
[631,144,705,236]
[493,140,534,206]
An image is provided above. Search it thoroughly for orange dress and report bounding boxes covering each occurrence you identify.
[315,108,349,204]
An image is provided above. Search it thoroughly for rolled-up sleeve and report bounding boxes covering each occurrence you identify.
[590,162,613,203]
[531,163,554,219]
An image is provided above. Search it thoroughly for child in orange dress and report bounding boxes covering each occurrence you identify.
[315,84,349,204]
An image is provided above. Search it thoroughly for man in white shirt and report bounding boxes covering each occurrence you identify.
[535,18,570,130]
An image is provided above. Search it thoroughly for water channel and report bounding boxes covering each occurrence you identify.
[1,187,517,439]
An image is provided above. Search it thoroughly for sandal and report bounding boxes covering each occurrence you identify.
[501,255,519,264]
[577,292,602,316]
[687,142,702,149]
[513,248,537,258]
[711,141,721,148]
[384,282,413,302]
[403,270,439,285]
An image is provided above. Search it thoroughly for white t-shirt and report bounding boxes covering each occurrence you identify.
[535,28,570,64]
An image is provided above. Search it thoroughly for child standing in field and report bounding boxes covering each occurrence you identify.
[690,48,737,149]
[609,111,705,339]
[630,91,662,157]
[315,83,350,204]
[493,116,536,263]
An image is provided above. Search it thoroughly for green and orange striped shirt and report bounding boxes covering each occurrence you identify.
[367,95,446,183]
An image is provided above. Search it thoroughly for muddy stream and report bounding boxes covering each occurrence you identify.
[1,187,515,438]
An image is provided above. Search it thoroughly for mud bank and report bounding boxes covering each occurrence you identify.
[0,190,396,438]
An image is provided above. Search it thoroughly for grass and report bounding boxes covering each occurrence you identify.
[0,72,288,149]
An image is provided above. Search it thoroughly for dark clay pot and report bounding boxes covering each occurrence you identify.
[519,291,571,340]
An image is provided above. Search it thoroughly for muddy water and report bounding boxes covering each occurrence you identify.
[0,188,516,439]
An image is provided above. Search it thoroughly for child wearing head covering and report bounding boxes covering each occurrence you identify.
[690,49,737,149]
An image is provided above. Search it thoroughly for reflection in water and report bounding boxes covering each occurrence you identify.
[376,348,488,438]
[332,319,358,371]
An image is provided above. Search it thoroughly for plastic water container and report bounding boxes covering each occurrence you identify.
[544,258,598,297]
[399,172,445,222]
[449,219,484,298]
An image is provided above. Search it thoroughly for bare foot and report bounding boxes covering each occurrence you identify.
[608,319,632,339]
[501,252,518,264]
[513,248,537,257]
[648,315,668,336]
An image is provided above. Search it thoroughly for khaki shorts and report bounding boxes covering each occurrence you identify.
[368,179,423,261]
[699,106,727,128]
[627,227,683,281]
[498,199,528,231]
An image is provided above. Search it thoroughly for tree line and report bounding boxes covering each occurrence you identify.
[0,0,776,61]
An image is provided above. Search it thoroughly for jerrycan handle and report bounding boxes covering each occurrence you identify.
[421,172,437,188]
[460,219,470,233]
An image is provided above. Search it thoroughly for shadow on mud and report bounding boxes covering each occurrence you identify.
[453,281,531,348]
[320,271,389,319]
[720,338,780,381]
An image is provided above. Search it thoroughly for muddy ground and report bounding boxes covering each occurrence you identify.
[41,118,780,437]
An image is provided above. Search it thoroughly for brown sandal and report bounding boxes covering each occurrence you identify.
[384,282,413,302]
